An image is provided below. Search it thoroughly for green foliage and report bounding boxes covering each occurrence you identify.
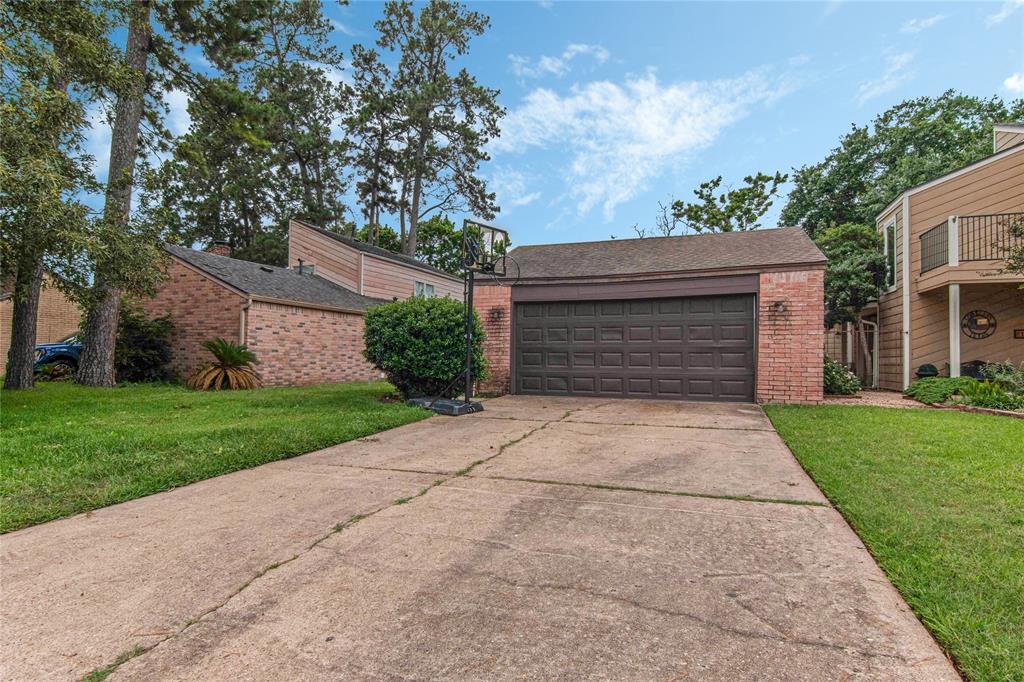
[957,380,1024,411]
[373,0,504,255]
[815,223,886,326]
[187,338,262,390]
[415,215,464,274]
[1003,215,1024,278]
[980,361,1024,393]
[671,171,787,233]
[356,224,402,253]
[782,92,1024,236]
[904,376,975,405]
[363,296,486,398]
[113,305,172,383]
[824,356,861,395]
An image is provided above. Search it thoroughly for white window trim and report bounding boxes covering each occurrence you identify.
[883,218,898,294]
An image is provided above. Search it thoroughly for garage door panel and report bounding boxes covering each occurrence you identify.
[515,294,755,401]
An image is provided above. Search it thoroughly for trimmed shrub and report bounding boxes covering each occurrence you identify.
[824,356,860,395]
[114,305,173,383]
[904,376,974,405]
[363,296,486,399]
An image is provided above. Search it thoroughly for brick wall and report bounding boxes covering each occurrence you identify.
[137,259,244,381]
[473,284,512,395]
[245,301,382,386]
[756,269,825,404]
[1,277,82,363]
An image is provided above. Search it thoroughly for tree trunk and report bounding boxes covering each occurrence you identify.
[403,135,428,257]
[3,256,45,390]
[76,0,150,388]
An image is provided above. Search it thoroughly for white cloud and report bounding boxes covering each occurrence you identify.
[164,89,191,137]
[509,43,610,80]
[857,51,915,106]
[489,167,542,212]
[900,14,946,33]
[1005,72,1024,94]
[987,0,1024,26]
[330,18,356,36]
[492,67,795,221]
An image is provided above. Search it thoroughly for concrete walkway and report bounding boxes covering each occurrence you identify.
[1,396,957,680]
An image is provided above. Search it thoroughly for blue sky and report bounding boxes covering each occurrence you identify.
[88,1,1024,248]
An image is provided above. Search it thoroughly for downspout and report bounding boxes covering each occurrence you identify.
[240,297,252,345]
[901,195,911,390]
[358,253,365,295]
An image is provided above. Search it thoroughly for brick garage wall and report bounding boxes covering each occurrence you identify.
[245,301,382,386]
[137,259,244,381]
[756,269,825,404]
[473,284,512,395]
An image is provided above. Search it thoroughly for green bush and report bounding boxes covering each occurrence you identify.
[980,361,1024,393]
[114,305,173,383]
[904,376,974,405]
[824,356,860,395]
[957,380,1024,411]
[363,296,486,399]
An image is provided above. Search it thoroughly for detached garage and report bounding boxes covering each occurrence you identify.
[473,227,827,404]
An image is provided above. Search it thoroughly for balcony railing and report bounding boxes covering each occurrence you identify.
[920,212,1023,275]
[920,221,948,274]
[959,212,1022,262]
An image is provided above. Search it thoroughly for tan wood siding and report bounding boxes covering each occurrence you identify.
[995,130,1024,153]
[360,254,463,300]
[876,203,904,390]
[288,221,360,291]
[914,283,1024,372]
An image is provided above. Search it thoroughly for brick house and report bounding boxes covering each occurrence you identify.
[473,227,827,404]
[142,220,462,386]
[1,274,82,362]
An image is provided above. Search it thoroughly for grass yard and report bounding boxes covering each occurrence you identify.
[764,405,1024,682]
[0,381,430,533]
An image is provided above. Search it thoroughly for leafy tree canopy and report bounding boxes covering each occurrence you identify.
[815,223,885,327]
[782,91,1024,237]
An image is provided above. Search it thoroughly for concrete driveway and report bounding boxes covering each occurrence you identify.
[1,396,957,680]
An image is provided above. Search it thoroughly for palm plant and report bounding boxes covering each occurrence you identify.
[186,338,262,390]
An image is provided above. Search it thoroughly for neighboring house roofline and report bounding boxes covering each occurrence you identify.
[876,140,1024,219]
[290,219,463,283]
[163,244,384,313]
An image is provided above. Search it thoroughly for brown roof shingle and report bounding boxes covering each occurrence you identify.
[504,227,826,280]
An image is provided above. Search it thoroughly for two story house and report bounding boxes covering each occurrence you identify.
[141,220,462,386]
[861,123,1024,390]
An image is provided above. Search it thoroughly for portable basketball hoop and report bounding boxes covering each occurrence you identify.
[409,219,511,416]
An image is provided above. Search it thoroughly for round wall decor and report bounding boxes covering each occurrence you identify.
[961,310,996,339]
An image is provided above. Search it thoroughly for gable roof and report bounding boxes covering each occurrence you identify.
[504,227,825,281]
[291,219,461,281]
[164,244,384,312]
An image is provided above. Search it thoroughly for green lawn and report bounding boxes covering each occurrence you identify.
[764,405,1024,682]
[0,381,430,533]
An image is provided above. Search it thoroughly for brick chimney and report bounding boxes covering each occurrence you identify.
[206,241,231,257]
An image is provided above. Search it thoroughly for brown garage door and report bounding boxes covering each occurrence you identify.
[514,295,755,401]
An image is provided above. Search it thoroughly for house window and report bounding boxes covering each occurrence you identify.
[415,282,435,298]
[884,220,897,291]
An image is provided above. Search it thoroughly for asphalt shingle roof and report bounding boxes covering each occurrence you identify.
[165,244,384,311]
[292,220,459,280]
[504,227,826,280]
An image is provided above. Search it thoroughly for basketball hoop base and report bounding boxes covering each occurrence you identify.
[407,398,484,416]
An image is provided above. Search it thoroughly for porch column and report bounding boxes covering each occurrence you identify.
[948,283,960,378]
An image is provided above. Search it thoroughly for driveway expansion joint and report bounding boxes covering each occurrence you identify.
[80,404,593,682]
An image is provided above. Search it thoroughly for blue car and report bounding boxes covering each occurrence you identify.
[35,334,82,375]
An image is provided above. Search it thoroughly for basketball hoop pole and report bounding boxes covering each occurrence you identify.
[464,268,474,404]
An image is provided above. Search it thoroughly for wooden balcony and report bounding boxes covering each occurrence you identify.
[917,212,1024,292]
